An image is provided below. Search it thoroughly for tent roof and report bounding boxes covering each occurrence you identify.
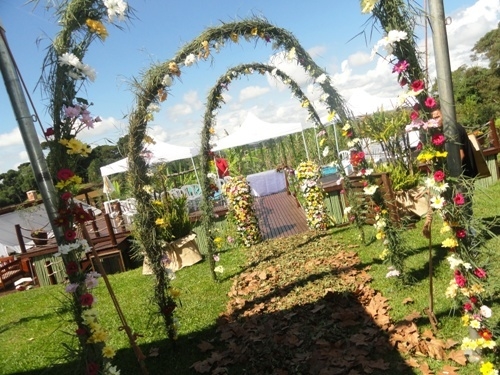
[100,142,200,177]
[212,112,312,151]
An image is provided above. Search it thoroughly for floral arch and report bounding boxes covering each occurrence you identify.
[126,18,352,337]
[200,61,334,273]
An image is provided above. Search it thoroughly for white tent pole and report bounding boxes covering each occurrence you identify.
[332,122,340,156]
[300,130,310,160]
[191,157,201,186]
[313,126,322,164]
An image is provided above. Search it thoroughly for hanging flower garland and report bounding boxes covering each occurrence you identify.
[364,0,498,371]
[222,176,261,248]
[295,161,330,230]
[37,0,130,372]
[127,18,352,294]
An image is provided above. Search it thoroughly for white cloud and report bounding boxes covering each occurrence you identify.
[348,51,371,67]
[239,86,270,101]
[0,127,22,147]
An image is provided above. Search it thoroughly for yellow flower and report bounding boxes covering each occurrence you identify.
[417,151,434,162]
[435,151,448,158]
[209,127,216,134]
[379,248,389,260]
[480,361,496,375]
[470,319,481,329]
[86,19,108,40]
[440,223,451,234]
[327,111,336,122]
[375,231,385,240]
[155,218,165,226]
[169,287,181,298]
[102,345,116,359]
[301,99,309,108]
[158,88,167,102]
[441,237,458,248]
[251,27,258,36]
[461,314,470,326]
[168,61,181,77]
[59,138,91,157]
[230,32,239,43]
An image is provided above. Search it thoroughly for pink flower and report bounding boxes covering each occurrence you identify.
[413,103,421,111]
[463,302,473,311]
[57,168,75,181]
[431,133,446,146]
[64,229,77,241]
[456,229,467,239]
[474,268,487,279]
[470,296,478,304]
[411,80,425,92]
[44,127,54,137]
[424,97,436,109]
[392,60,409,73]
[61,192,72,200]
[454,270,467,288]
[75,327,87,336]
[454,193,465,205]
[416,142,423,151]
[410,111,419,120]
[433,170,445,182]
[65,261,79,275]
[80,293,94,307]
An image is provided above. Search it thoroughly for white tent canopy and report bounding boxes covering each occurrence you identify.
[100,142,200,177]
[212,112,313,153]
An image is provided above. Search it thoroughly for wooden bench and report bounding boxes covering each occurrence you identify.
[0,256,25,290]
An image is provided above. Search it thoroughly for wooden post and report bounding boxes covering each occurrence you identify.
[15,224,27,253]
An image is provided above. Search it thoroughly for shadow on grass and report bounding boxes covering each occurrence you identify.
[7,266,417,375]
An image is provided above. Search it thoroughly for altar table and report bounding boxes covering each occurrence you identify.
[246,170,287,197]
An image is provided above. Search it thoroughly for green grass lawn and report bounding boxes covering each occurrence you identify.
[1,181,499,374]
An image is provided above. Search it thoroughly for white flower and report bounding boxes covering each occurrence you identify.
[319,93,329,102]
[162,74,173,87]
[315,73,327,84]
[430,195,445,209]
[104,362,121,375]
[184,53,197,66]
[322,146,329,157]
[386,267,400,278]
[343,206,352,215]
[80,64,96,82]
[147,103,160,113]
[214,265,224,274]
[386,30,408,43]
[480,305,493,318]
[446,254,463,270]
[65,283,79,293]
[287,47,296,61]
[58,52,80,67]
[207,173,216,180]
[363,185,378,195]
[434,182,449,193]
[342,123,351,132]
[104,0,128,21]
[424,177,435,188]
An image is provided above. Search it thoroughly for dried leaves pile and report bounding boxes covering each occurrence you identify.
[192,232,467,374]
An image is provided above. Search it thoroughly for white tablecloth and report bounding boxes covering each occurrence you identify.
[246,170,287,197]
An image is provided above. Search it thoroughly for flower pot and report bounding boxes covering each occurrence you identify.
[31,230,48,246]
[142,232,202,275]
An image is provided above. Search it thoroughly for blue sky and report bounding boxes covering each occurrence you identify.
[0,0,499,174]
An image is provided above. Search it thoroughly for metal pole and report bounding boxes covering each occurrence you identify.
[428,0,462,177]
[0,20,63,241]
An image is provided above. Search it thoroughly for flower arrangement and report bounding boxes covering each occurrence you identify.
[364,0,498,370]
[295,161,330,230]
[35,0,134,372]
[222,176,261,247]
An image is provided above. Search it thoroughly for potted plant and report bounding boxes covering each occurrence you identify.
[142,193,202,274]
[31,228,48,245]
